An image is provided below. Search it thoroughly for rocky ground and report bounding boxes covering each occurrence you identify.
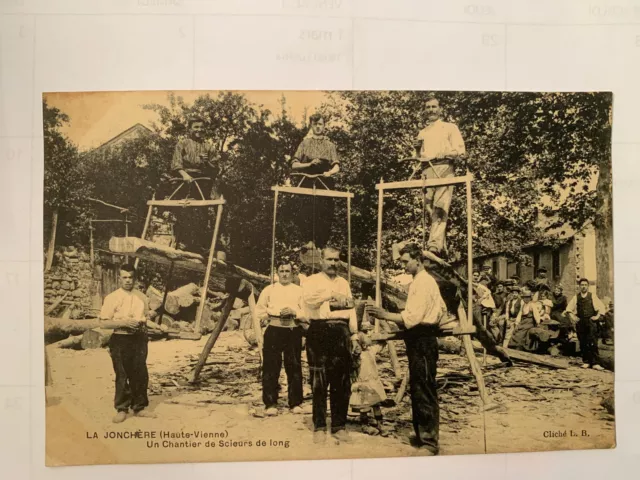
[45,331,615,466]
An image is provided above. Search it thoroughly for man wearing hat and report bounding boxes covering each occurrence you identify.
[500,284,524,348]
[508,286,542,350]
[493,282,507,312]
[534,267,550,289]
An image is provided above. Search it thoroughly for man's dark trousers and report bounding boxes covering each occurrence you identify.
[108,333,149,413]
[262,325,303,409]
[576,318,599,366]
[404,324,440,450]
[306,321,351,433]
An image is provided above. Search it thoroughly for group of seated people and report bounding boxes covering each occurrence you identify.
[472,267,613,368]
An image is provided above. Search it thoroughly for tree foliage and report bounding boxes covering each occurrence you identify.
[322,91,611,270]
[43,99,91,245]
[44,91,611,282]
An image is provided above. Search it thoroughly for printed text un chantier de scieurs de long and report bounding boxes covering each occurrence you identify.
[87,430,291,448]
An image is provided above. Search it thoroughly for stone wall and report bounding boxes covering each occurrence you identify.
[44,246,95,318]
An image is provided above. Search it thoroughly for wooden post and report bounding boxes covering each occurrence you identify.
[45,207,59,272]
[270,191,279,285]
[134,201,154,270]
[347,195,352,285]
[247,290,264,363]
[190,291,236,383]
[466,175,473,325]
[394,369,410,405]
[457,303,489,407]
[124,212,129,263]
[380,320,402,378]
[159,261,175,318]
[375,179,384,334]
[89,220,95,271]
[194,199,224,334]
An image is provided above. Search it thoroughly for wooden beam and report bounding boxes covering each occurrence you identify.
[270,190,278,285]
[375,174,472,191]
[147,199,226,207]
[135,202,154,270]
[89,219,132,223]
[190,278,247,383]
[457,304,490,407]
[369,324,476,341]
[247,291,264,363]
[194,201,224,334]
[271,185,354,199]
[88,197,130,213]
[347,195,352,285]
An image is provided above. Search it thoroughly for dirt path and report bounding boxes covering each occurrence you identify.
[45,332,615,466]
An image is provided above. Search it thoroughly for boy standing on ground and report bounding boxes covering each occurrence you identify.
[99,264,165,423]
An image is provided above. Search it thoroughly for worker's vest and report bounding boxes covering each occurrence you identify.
[576,292,596,320]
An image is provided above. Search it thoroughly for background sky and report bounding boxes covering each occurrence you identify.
[44,90,329,151]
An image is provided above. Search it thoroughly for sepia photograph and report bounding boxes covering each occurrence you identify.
[42,89,614,466]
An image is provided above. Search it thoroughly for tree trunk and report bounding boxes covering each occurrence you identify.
[45,207,59,272]
[45,317,103,338]
[80,328,113,349]
[52,334,83,349]
[595,157,613,300]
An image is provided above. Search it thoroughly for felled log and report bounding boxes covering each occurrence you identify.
[81,328,113,349]
[45,317,103,337]
[147,285,179,315]
[109,237,270,296]
[52,334,83,349]
[171,283,200,309]
[471,343,568,370]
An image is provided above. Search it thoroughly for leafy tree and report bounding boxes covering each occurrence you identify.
[43,99,91,268]
[323,91,612,295]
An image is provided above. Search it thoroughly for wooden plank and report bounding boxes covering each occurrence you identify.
[147,199,226,207]
[369,324,476,342]
[500,348,569,370]
[271,185,354,198]
[375,174,472,191]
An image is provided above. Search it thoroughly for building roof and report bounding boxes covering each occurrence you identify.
[93,123,154,152]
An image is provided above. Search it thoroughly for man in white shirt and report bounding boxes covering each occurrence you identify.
[256,262,307,416]
[303,247,358,444]
[369,243,446,455]
[564,278,607,370]
[414,97,466,257]
[99,264,164,423]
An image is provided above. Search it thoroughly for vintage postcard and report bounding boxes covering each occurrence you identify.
[43,90,614,466]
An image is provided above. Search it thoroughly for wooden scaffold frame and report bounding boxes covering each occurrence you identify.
[270,173,354,284]
[373,172,496,420]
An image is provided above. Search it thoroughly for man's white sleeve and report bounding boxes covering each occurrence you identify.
[303,277,333,309]
[401,279,429,329]
[450,124,466,156]
[255,286,271,320]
